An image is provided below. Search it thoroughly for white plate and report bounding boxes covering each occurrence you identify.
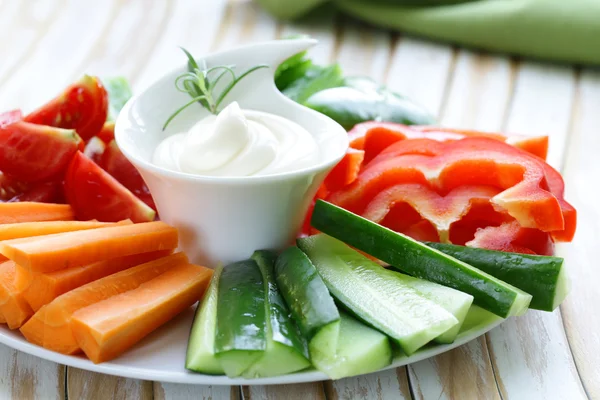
[0,306,503,386]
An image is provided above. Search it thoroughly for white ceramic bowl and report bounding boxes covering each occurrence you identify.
[115,39,348,267]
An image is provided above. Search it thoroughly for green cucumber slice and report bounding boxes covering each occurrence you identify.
[311,311,392,380]
[459,305,503,336]
[424,242,569,311]
[274,246,341,359]
[298,234,459,355]
[243,251,310,378]
[214,260,266,377]
[185,265,225,375]
[399,274,473,344]
[311,200,532,318]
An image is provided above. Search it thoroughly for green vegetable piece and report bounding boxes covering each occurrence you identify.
[424,242,569,311]
[214,260,266,377]
[185,264,225,375]
[305,77,436,130]
[310,311,392,380]
[282,64,344,104]
[310,200,532,318]
[242,251,311,378]
[298,234,460,355]
[274,246,340,359]
[103,77,133,122]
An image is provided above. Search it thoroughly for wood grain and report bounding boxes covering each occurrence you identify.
[243,382,326,400]
[325,368,412,400]
[67,368,152,400]
[155,382,239,400]
[559,68,600,399]
[0,345,64,400]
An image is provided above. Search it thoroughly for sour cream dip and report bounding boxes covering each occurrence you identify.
[153,102,320,177]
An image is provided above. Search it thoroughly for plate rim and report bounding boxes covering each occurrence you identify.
[0,317,503,386]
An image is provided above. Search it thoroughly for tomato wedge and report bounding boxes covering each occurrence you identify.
[100,140,156,211]
[83,136,106,165]
[0,122,83,182]
[0,110,22,128]
[9,181,64,203]
[24,76,108,141]
[97,122,115,144]
[64,152,155,223]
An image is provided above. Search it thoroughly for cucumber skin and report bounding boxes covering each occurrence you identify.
[274,246,340,341]
[252,251,309,358]
[311,200,531,318]
[424,242,565,311]
[215,260,266,354]
[185,265,224,375]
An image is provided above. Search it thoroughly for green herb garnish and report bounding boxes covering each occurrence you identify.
[163,47,268,130]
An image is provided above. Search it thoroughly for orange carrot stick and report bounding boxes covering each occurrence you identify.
[1,221,178,273]
[0,219,131,241]
[20,250,172,312]
[71,263,212,363]
[0,203,74,224]
[20,253,188,354]
[0,261,33,329]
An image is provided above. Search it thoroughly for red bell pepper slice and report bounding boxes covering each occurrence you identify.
[328,137,568,235]
[323,148,365,192]
[467,221,554,256]
[362,183,502,243]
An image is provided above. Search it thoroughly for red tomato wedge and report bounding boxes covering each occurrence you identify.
[0,172,28,202]
[0,122,83,182]
[100,140,156,211]
[64,152,156,223]
[0,110,22,128]
[8,181,65,204]
[24,76,108,141]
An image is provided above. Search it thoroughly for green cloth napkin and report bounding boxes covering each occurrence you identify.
[256,0,600,65]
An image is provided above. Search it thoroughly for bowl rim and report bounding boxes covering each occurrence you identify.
[115,39,349,185]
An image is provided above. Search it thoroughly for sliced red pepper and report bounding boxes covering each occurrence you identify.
[24,75,108,141]
[467,221,554,256]
[328,137,567,235]
[414,126,549,160]
[362,183,502,243]
[323,148,364,192]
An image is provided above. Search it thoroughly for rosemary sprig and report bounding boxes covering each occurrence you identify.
[163,47,268,130]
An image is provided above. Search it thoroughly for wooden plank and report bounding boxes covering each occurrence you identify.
[558,68,600,400]
[386,37,455,117]
[325,368,412,400]
[0,344,64,400]
[336,18,391,79]
[243,383,326,400]
[154,382,239,400]
[0,0,119,110]
[441,51,515,130]
[67,368,152,399]
[409,337,500,400]
[485,61,587,400]
[135,0,229,90]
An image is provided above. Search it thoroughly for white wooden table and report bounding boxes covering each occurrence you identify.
[0,1,598,399]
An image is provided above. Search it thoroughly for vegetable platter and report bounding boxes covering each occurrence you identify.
[0,39,577,386]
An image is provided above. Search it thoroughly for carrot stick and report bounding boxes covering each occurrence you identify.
[0,221,178,273]
[71,263,212,363]
[20,253,188,354]
[0,219,131,241]
[0,203,74,224]
[0,261,34,329]
[21,250,172,311]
